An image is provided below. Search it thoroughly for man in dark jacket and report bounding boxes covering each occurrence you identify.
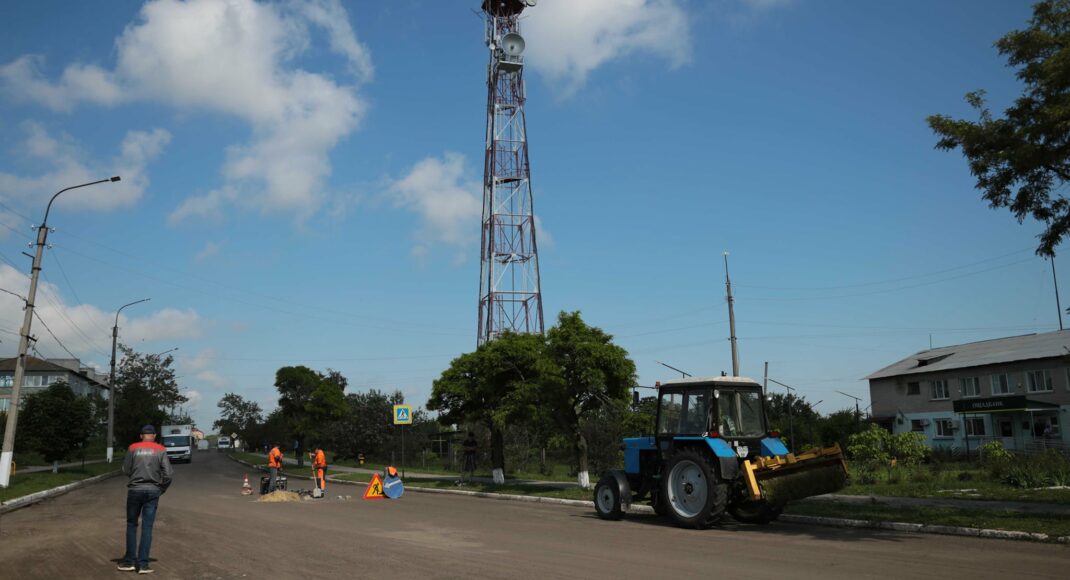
[118,425,173,574]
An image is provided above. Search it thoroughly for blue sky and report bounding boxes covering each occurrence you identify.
[0,0,1054,431]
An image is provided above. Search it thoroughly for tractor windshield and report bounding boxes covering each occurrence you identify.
[717,389,765,438]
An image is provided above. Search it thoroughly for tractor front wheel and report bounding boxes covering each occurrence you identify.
[593,476,623,520]
[660,449,727,529]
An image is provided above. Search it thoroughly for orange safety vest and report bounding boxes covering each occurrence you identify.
[314,450,327,468]
[268,447,283,469]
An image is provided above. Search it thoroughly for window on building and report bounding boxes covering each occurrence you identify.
[960,377,981,398]
[1027,370,1053,393]
[935,419,954,438]
[1052,416,1061,435]
[990,374,1012,395]
[0,398,8,412]
[965,417,985,436]
[910,419,925,433]
[930,379,949,400]
[907,382,920,395]
[22,375,43,387]
[0,375,12,388]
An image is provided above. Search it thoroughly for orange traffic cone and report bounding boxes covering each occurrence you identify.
[241,473,253,496]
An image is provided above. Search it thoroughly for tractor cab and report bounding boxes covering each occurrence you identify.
[654,377,781,461]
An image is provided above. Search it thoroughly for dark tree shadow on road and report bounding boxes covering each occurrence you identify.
[569,511,914,544]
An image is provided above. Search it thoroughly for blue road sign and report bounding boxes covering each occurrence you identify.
[393,404,413,425]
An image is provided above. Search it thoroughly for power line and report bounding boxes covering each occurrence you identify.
[48,247,114,340]
[736,247,1034,292]
[32,310,80,360]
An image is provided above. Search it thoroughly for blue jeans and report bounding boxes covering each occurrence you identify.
[125,487,161,568]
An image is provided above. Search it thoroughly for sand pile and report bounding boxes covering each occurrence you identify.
[256,490,301,503]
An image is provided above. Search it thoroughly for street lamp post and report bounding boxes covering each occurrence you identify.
[767,378,796,452]
[0,177,121,487]
[107,298,150,464]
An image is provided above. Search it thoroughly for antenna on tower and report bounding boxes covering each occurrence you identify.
[476,0,545,346]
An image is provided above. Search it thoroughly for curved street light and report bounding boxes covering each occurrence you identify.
[107,298,150,464]
[0,177,121,488]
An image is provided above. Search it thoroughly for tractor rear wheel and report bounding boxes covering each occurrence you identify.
[593,476,623,520]
[729,500,782,524]
[660,449,727,529]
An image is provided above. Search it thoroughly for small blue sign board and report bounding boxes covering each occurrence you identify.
[383,473,404,499]
[393,404,413,425]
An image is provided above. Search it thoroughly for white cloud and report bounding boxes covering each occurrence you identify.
[522,0,692,95]
[0,0,372,224]
[0,264,207,359]
[181,348,228,388]
[194,241,222,263]
[0,123,170,213]
[388,152,482,256]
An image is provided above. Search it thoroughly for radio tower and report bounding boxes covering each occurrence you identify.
[477,0,545,346]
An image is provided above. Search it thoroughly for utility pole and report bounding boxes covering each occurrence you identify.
[763,361,768,397]
[108,298,150,464]
[1052,256,1064,331]
[724,252,739,376]
[767,377,796,453]
[0,177,120,488]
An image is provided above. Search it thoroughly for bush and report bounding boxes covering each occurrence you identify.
[999,450,1070,488]
[847,425,891,483]
[979,440,1013,464]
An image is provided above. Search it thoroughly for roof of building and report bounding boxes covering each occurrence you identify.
[0,357,109,390]
[865,330,1070,380]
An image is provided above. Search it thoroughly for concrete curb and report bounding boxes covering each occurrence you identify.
[223,456,1066,543]
[0,469,122,515]
[779,514,1069,543]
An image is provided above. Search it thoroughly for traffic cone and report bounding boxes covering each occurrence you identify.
[241,473,253,496]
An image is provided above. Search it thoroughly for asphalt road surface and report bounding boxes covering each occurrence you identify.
[0,452,1066,579]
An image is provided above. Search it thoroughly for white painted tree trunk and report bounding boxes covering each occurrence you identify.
[492,468,505,484]
[577,470,590,489]
[52,460,59,474]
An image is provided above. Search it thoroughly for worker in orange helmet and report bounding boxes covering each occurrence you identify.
[313,446,328,492]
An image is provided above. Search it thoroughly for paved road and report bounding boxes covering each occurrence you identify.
[0,452,1066,579]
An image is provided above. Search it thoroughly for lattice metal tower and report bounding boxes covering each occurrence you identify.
[477,0,544,346]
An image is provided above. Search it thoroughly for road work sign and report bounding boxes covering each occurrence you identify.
[393,405,413,425]
[363,473,385,500]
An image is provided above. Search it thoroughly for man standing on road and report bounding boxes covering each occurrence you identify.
[460,432,478,485]
[268,442,283,493]
[118,425,173,575]
[312,446,327,493]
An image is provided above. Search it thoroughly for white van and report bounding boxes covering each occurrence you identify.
[162,424,193,463]
[217,436,232,451]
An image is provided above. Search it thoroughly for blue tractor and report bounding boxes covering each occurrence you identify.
[594,376,848,528]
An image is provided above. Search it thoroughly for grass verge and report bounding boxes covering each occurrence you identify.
[786,501,1070,538]
[0,461,119,503]
[838,465,1070,503]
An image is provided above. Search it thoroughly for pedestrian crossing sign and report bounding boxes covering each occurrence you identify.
[393,404,413,425]
[363,473,385,500]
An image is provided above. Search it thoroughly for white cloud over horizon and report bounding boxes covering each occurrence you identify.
[388,152,482,259]
[0,264,208,361]
[0,0,373,225]
[0,122,170,214]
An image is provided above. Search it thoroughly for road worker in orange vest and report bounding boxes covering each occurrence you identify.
[267,443,284,493]
[312,446,328,492]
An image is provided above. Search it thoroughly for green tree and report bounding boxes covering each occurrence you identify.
[538,311,637,489]
[214,393,263,447]
[17,382,94,472]
[928,0,1070,255]
[326,389,401,461]
[817,408,864,449]
[115,345,186,412]
[765,392,821,450]
[274,366,347,466]
[428,331,544,483]
[847,424,891,484]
